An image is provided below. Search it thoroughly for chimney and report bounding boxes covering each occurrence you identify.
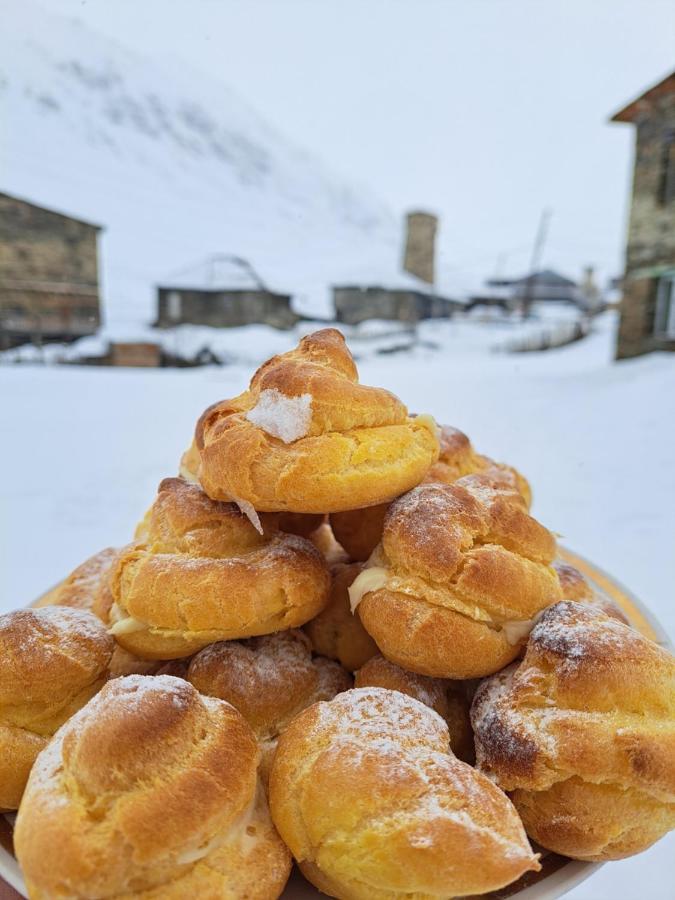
[403,211,438,285]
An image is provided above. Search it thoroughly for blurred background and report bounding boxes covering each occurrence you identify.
[0,2,674,895]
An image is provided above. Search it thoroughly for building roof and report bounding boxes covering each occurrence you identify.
[159,254,269,291]
[610,69,675,123]
[0,190,103,230]
[488,269,577,288]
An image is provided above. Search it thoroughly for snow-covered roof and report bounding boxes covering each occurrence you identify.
[159,254,270,292]
[489,269,578,288]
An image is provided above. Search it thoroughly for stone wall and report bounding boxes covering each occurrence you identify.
[0,193,101,345]
[156,288,298,330]
[616,91,675,358]
[333,286,458,325]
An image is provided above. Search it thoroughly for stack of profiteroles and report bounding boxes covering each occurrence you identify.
[4,329,674,900]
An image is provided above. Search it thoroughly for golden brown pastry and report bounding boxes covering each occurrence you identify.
[269,687,540,898]
[106,477,330,659]
[15,675,291,899]
[355,654,474,763]
[35,547,118,612]
[554,560,630,623]
[0,607,113,810]
[471,601,675,861]
[351,470,562,678]
[330,425,531,561]
[278,512,325,538]
[304,562,378,671]
[35,547,163,678]
[188,630,351,780]
[181,441,325,539]
[193,329,440,513]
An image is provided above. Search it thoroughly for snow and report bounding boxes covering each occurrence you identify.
[0,5,673,887]
[0,325,673,896]
[1,314,673,641]
[0,0,416,324]
[246,389,313,443]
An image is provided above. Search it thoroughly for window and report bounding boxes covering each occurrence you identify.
[653,274,675,337]
[657,132,675,205]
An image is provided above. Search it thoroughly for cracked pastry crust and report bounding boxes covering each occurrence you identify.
[0,606,113,810]
[330,425,531,562]
[193,328,440,513]
[35,548,166,678]
[471,601,675,861]
[106,477,330,660]
[15,675,291,899]
[354,654,474,763]
[269,687,539,899]
[188,630,351,782]
[354,470,562,679]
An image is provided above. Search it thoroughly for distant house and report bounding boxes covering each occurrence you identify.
[473,269,583,312]
[333,285,459,325]
[611,70,675,358]
[333,211,462,324]
[155,254,298,330]
[0,192,101,348]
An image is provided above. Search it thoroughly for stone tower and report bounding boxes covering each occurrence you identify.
[403,211,438,285]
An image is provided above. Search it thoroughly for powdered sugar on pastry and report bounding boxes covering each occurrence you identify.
[246,389,312,443]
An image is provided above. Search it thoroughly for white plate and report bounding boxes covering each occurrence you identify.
[1,549,670,899]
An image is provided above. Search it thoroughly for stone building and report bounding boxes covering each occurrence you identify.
[155,255,297,330]
[333,210,460,324]
[474,269,584,311]
[0,191,101,348]
[333,285,458,326]
[611,70,675,358]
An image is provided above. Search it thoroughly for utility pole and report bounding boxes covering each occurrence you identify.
[522,208,552,317]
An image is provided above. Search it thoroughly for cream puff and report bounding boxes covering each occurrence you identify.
[194,329,440,513]
[188,630,351,780]
[0,606,113,809]
[471,601,675,861]
[269,687,540,898]
[352,470,562,678]
[106,477,330,659]
[15,675,291,898]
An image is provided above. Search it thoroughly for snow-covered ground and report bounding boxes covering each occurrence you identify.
[1,312,674,898]
[1,1,438,324]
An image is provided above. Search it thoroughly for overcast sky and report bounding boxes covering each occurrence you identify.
[40,0,675,288]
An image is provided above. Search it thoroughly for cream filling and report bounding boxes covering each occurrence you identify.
[414,412,442,441]
[501,618,536,645]
[348,564,538,645]
[175,831,226,866]
[348,566,389,613]
[174,784,261,867]
[108,615,147,636]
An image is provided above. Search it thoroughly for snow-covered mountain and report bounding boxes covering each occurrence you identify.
[0,1,404,324]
